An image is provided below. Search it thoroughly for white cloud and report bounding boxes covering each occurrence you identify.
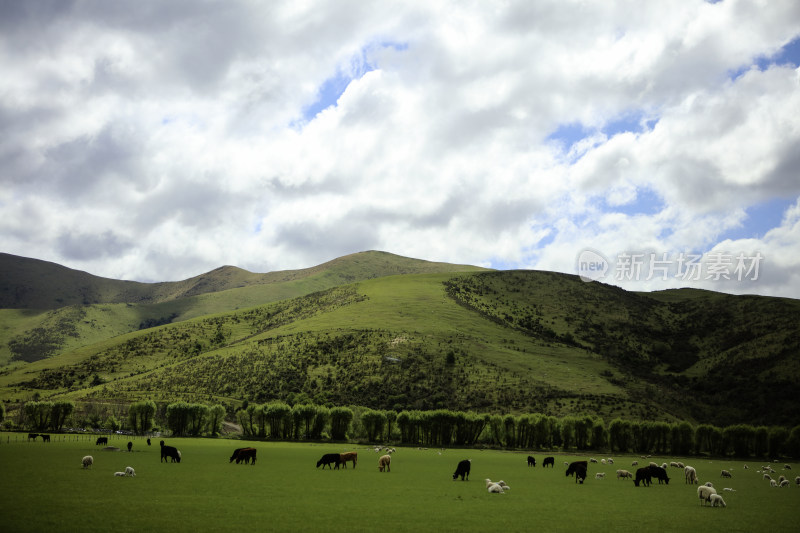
[0,0,799,298]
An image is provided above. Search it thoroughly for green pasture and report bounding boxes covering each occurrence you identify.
[1,434,798,532]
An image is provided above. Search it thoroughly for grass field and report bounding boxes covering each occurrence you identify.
[1,434,798,532]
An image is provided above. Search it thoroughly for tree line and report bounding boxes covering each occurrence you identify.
[8,399,800,458]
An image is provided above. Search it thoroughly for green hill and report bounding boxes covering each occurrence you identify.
[0,258,797,427]
[0,251,487,365]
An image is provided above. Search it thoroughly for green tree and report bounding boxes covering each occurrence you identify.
[670,421,694,456]
[263,402,291,438]
[24,401,53,431]
[560,416,577,450]
[329,406,353,441]
[50,400,74,431]
[591,419,607,451]
[361,409,387,442]
[723,424,755,457]
[754,426,769,458]
[206,404,226,436]
[608,418,632,453]
[187,404,209,436]
[768,426,789,459]
[127,400,156,434]
[786,425,800,459]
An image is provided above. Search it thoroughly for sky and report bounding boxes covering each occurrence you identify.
[1,1,800,298]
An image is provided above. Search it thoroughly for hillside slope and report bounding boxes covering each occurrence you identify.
[2,268,797,426]
[0,251,487,364]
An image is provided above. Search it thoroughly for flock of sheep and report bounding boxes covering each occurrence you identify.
[80,455,135,478]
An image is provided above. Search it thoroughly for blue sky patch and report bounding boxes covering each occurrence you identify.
[602,186,664,217]
[729,36,800,80]
[718,196,794,241]
[300,41,408,122]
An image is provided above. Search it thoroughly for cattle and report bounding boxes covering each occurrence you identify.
[234,448,257,465]
[230,448,246,463]
[566,461,588,484]
[378,454,391,472]
[316,453,342,469]
[160,441,181,463]
[96,437,108,446]
[647,465,670,484]
[127,441,133,452]
[633,467,652,487]
[41,434,50,443]
[543,456,555,468]
[147,438,151,446]
[453,459,471,481]
[527,456,536,467]
[339,452,358,469]
[27,433,39,441]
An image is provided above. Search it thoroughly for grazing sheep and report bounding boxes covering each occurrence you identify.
[777,475,787,484]
[743,464,748,469]
[616,469,633,480]
[661,463,668,470]
[82,456,93,469]
[721,470,732,478]
[684,466,698,484]
[710,494,727,508]
[378,454,391,472]
[779,479,790,487]
[670,462,679,468]
[705,481,714,488]
[601,459,606,465]
[590,458,598,463]
[595,472,606,479]
[649,462,659,468]
[795,476,800,485]
[784,464,791,470]
[124,466,136,477]
[677,462,685,468]
[697,485,717,506]
[723,487,736,492]
[114,472,126,477]
[607,458,614,464]
[770,479,778,487]
[632,461,638,466]
[764,473,773,481]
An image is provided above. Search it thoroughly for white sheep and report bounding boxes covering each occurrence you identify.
[684,466,698,484]
[723,487,736,492]
[649,462,659,468]
[779,480,790,488]
[795,476,800,485]
[125,466,136,477]
[81,455,94,469]
[784,464,791,470]
[676,462,684,468]
[595,472,606,479]
[616,469,633,480]
[632,461,638,466]
[661,463,668,470]
[770,479,778,487]
[777,475,786,484]
[721,469,732,478]
[601,459,606,465]
[743,464,748,469]
[590,458,598,463]
[114,471,126,477]
[607,458,614,464]
[670,461,679,468]
[709,494,727,508]
[705,481,714,488]
[697,485,717,505]
[485,479,506,494]
[763,473,773,481]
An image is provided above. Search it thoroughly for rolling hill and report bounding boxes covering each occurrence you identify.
[0,252,798,427]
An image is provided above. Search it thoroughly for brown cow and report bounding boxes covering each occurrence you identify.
[339,452,358,469]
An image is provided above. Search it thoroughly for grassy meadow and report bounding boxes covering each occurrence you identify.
[1,433,798,533]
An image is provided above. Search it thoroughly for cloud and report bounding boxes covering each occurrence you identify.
[0,0,799,298]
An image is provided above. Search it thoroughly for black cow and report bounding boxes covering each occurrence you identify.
[40,434,51,443]
[147,438,151,446]
[160,441,181,463]
[27,433,39,441]
[234,448,257,465]
[633,467,652,487]
[127,441,133,452]
[543,456,555,468]
[96,437,108,446]
[453,459,471,481]
[527,456,536,467]
[566,461,588,484]
[316,453,342,469]
[647,465,670,485]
